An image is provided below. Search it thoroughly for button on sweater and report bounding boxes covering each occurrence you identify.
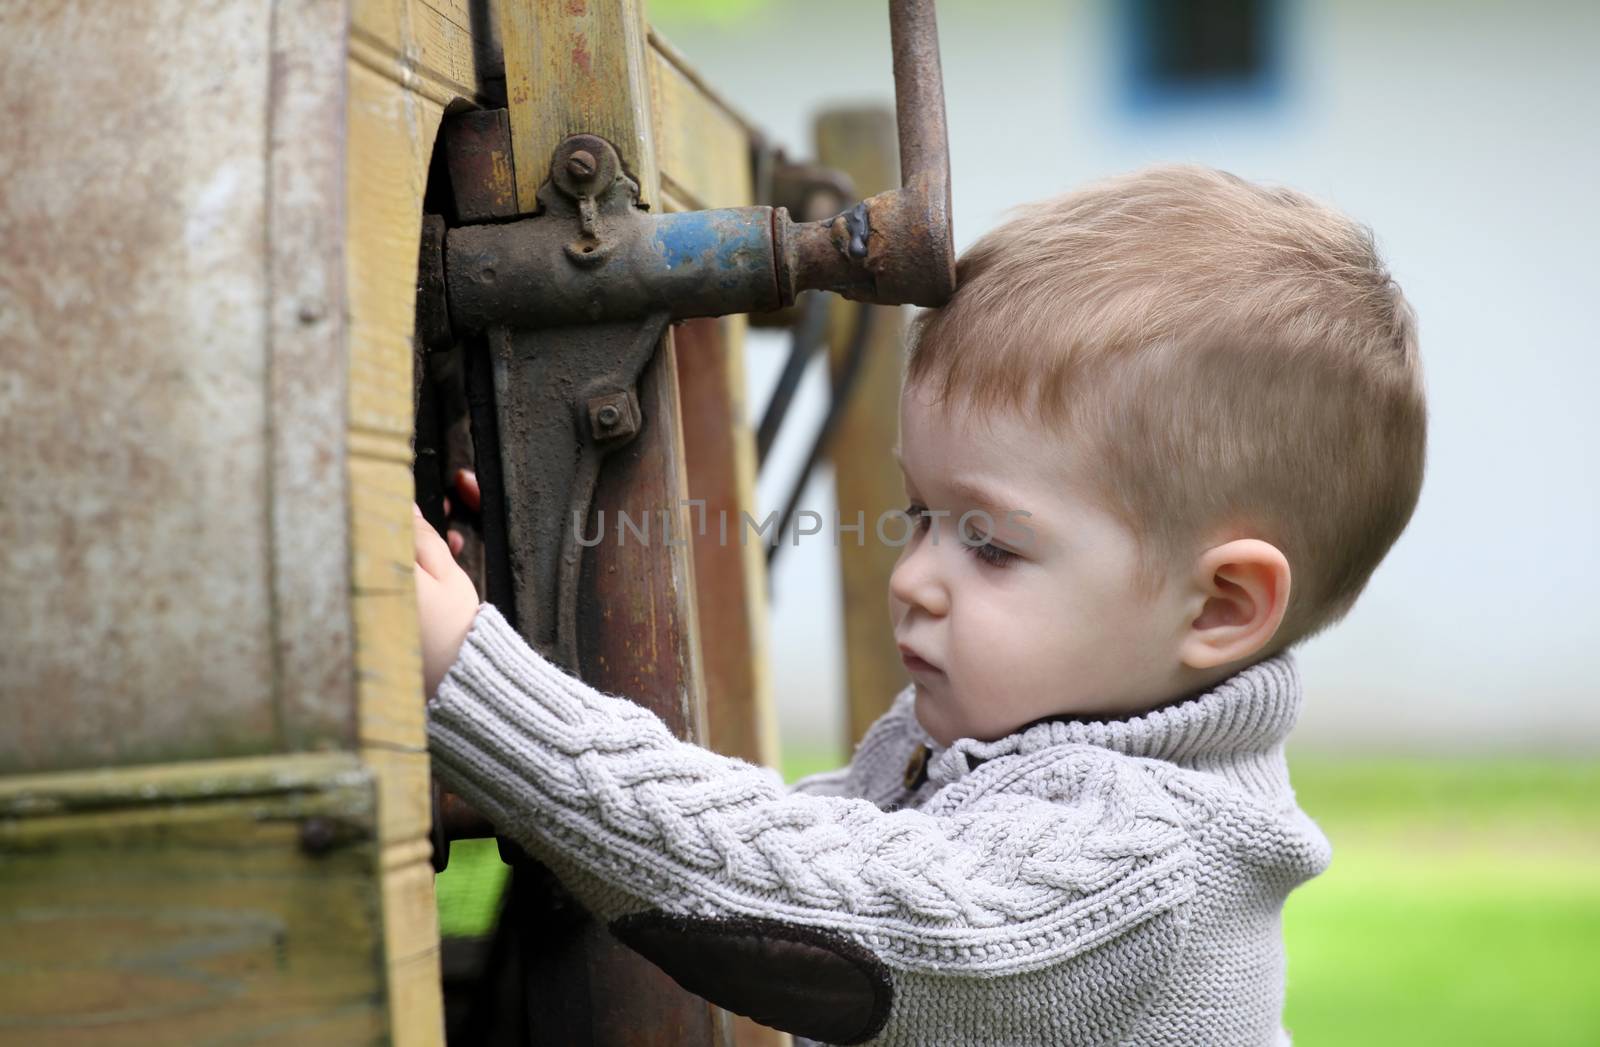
[426,602,1331,1046]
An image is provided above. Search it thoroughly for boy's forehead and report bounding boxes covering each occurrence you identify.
[896,388,1080,503]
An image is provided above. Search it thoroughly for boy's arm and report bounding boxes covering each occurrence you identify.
[427,601,1197,1045]
[787,767,854,798]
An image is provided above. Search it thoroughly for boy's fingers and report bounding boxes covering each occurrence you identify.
[454,469,482,513]
[447,529,464,557]
[413,507,455,579]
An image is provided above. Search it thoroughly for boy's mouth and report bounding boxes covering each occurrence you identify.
[897,643,942,675]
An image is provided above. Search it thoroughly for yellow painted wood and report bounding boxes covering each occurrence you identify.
[497,0,660,212]
[649,34,758,212]
[0,0,457,1039]
[350,0,500,109]
[817,108,915,750]
[344,33,454,1044]
[0,754,387,1046]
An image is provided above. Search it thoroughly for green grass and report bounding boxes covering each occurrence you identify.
[435,838,510,939]
[1281,758,1600,1045]
[435,756,1600,1044]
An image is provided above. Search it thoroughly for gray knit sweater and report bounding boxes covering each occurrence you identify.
[427,603,1331,1046]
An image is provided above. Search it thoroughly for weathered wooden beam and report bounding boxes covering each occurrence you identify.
[648,31,762,213]
[498,0,658,214]
[0,754,389,1044]
[674,312,780,774]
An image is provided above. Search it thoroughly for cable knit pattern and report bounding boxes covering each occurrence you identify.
[427,602,1331,1046]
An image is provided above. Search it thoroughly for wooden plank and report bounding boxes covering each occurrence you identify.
[816,108,915,750]
[0,3,461,1043]
[657,136,777,776]
[496,0,659,213]
[648,38,756,212]
[0,754,388,1046]
[344,47,451,1047]
[350,0,502,109]
[675,313,779,772]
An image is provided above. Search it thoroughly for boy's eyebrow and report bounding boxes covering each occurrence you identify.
[894,446,1033,522]
[949,475,1029,519]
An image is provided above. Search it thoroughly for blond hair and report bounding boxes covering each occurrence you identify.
[904,165,1427,652]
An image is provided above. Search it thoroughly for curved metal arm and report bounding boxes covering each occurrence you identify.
[781,0,956,308]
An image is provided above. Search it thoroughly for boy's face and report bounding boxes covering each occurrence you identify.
[889,382,1190,746]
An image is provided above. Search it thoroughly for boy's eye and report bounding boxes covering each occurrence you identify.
[903,502,929,530]
[963,534,1016,567]
[961,521,1017,567]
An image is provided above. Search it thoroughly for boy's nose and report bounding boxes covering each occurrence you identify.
[888,537,950,618]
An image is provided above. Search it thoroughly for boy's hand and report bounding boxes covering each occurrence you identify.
[444,467,481,558]
[415,499,481,699]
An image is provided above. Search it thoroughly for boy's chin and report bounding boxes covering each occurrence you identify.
[910,687,960,748]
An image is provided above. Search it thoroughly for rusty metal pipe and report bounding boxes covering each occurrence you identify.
[889,0,951,217]
[778,0,955,308]
[885,0,956,304]
[447,205,781,331]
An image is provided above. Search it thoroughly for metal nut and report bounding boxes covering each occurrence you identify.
[587,392,639,442]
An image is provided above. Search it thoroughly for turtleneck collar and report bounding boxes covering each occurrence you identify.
[920,651,1305,799]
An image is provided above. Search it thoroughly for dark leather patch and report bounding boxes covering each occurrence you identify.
[610,911,893,1044]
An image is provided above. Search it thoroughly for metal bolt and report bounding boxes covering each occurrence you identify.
[597,404,621,428]
[299,816,337,856]
[566,149,596,181]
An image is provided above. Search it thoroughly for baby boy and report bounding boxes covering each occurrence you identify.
[414,164,1427,1045]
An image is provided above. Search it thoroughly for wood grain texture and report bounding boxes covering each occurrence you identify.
[0,3,483,1043]
[675,311,780,772]
[816,108,915,751]
[649,39,755,213]
[350,0,501,109]
[0,754,388,1046]
[497,0,659,213]
[344,39,453,1046]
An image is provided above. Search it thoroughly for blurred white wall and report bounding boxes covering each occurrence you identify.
[652,0,1600,754]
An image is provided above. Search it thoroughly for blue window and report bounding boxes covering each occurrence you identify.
[1117,0,1286,114]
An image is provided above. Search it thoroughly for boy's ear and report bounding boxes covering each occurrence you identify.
[1178,539,1292,671]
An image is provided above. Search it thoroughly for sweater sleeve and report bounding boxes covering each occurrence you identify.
[426,602,1196,1045]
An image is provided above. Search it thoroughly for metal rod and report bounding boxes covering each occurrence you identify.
[756,291,832,466]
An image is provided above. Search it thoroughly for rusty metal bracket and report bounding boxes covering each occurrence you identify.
[487,313,668,671]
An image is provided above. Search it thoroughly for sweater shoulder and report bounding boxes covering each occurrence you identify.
[841,685,925,808]
[1141,760,1334,883]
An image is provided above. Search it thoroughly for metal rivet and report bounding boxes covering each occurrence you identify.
[299,817,337,856]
